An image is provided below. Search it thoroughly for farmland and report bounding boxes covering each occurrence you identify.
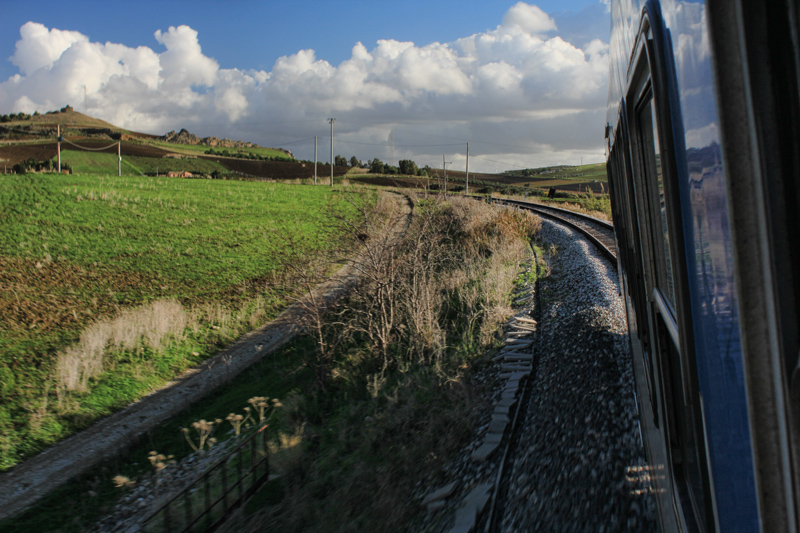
[0,173,362,470]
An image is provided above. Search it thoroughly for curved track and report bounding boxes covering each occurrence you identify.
[492,199,616,262]
[477,198,637,532]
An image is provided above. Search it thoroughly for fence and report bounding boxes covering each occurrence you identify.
[142,424,270,532]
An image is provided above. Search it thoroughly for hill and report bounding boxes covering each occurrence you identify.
[0,106,290,161]
[0,107,352,180]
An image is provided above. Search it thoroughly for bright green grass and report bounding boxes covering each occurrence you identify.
[1,174,342,285]
[59,151,229,176]
[503,162,607,182]
[0,173,362,470]
[144,140,292,159]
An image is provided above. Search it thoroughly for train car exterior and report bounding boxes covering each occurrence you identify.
[605,0,800,531]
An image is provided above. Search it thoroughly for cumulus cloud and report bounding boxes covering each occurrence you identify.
[10,22,88,76]
[0,3,609,171]
[503,3,557,35]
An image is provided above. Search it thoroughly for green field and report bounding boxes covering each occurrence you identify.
[144,139,292,160]
[60,150,230,176]
[501,162,606,182]
[0,173,361,470]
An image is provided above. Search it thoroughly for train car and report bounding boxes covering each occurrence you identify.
[605,0,800,531]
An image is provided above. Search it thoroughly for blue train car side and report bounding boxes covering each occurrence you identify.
[606,0,800,531]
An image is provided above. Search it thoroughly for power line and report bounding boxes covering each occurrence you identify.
[470,154,522,169]
[334,139,465,148]
[61,138,119,151]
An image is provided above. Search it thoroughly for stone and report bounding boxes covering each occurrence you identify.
[502,364,532,372]
[505,339,533,347]
[496,396,517,408]
[488,418,508,434]
[491,413,510,425]
[450,483,493,530]
[471,441,499,462]
[427,500,447,513]
[484,432,503,444]
[422,481,457,505]
[494,405,511,415]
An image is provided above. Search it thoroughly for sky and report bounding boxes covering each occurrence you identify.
[0,0,611,173]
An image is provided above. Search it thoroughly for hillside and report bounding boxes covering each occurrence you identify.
[0,106,291,163]
[0,107,353,180]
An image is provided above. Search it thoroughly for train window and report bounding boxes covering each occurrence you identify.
[628,24,712,527]
[636,94,676,313]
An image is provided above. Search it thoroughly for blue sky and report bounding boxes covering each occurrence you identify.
[0,0,611,172]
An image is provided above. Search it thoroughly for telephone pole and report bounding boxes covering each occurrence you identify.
[57,125,61,173]
[465,142,469,196]
[442,154,452,197]
[118,142,121,177]
[314,135,318,185]
[328,118,335,187]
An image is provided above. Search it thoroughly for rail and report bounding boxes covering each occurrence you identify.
[483,197,617,263]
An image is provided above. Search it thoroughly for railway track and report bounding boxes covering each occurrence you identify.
[444,197,651,532]
[494,199,617,262]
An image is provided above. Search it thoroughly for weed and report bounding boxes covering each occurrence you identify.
[181,419,222,453]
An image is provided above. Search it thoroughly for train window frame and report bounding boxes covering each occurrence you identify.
[611,107,661,429]
[626,10,715,532]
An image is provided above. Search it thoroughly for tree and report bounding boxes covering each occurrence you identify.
[335,155,348,167]
[369,158,385,173]
[398,159,418,176]
[350,156,360,168]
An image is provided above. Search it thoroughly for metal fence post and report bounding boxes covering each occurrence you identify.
[184,490,193,531]
[204,472,212,529]
[221,458,229,512]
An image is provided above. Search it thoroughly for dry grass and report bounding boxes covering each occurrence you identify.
[56,299,187,391]
[239,194,542,532]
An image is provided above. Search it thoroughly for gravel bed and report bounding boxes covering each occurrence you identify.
[500,219,656,532]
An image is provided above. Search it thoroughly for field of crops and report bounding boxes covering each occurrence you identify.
[0,173,361,469]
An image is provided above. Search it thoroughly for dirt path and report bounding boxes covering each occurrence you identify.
[0,192,412,522]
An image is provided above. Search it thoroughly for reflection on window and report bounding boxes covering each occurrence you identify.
[639,98,676,311]
[651,103,676,310]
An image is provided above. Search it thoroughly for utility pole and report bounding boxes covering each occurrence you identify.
[57,125,61,173]
[442,154,452,197]
[118,142,121,177]
[328,118,335,187]
[314,135,318,185]
[465,142,469,196]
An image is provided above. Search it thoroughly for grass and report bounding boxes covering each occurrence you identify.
[0,334,317,533]
[143,140,292,160]
[58,150,230,176]
[500,162,607,183]
[232,195,541,532]
[0,173,363,470]
[0,193,540,533]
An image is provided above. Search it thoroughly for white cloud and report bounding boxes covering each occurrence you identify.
[0,3,610,171]
[502,3,557,35]
[10,22,88,76]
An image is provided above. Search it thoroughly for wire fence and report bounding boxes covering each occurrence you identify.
[141,424,270,533]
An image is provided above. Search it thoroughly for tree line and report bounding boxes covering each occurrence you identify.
[332,155,429,176]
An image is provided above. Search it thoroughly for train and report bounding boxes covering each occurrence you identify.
[605,0,800,531]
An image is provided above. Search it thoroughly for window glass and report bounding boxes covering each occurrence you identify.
[639,98,676,310]
[650,103,676,309]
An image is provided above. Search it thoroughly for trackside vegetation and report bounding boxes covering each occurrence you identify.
[0,173,363,471]
[235,195,541,531]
